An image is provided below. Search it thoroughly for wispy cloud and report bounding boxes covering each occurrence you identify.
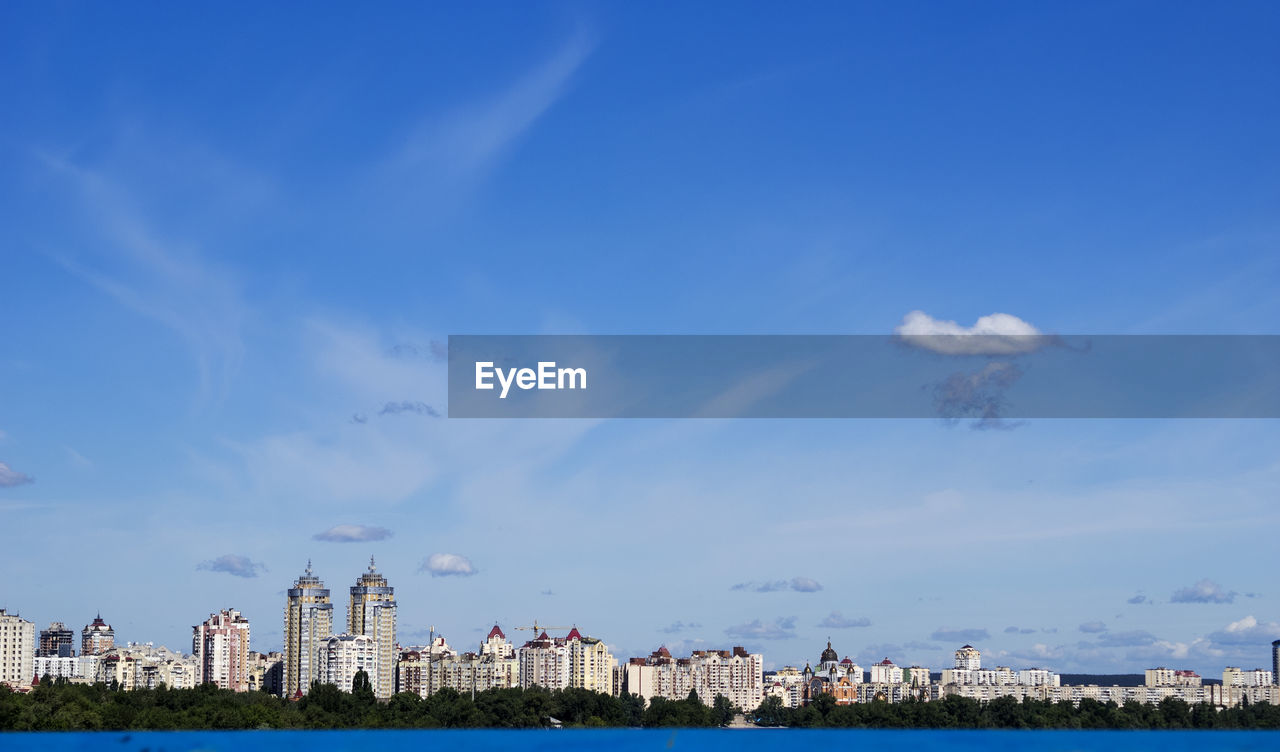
[1004,626,1037,634]
[1171,578,1237,604]
[1092,629,1157,648]
[420,552,477,577]
[41,156,250,402]
[378,401,440,418]
[1079,621,1108,634]
[197,554,266,579]
[0,461,34,488]
[312,524,393,543]
[817,612,871,629]
[1127,594,1149,605]
[387,341,447,362]
[930,627,990,643]
[660,621,702,634]
[731,577,823,593]
[725,617,797,641]
[393,31,594,182]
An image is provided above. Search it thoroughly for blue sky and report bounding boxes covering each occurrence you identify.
[2,1,1278,675]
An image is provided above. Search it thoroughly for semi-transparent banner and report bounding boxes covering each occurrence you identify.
[447,335,1280,419]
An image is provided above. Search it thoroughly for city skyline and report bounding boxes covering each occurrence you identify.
[3,1,1279,679]
[3,555,1279,680]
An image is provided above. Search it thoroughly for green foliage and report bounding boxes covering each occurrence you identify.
[7,682,1279,731]
[0,682,721,730]
[750,693,1280,729]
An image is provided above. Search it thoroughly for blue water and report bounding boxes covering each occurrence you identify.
[0,729,1275,751]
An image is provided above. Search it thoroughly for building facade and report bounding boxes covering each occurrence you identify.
[81,614,115,655]
[319,634,377,692]
[348,557,396,699]
[38,622,76,658]
[0,609,35,689]
[283,561,333,697]
[193,608,251,691]
[622,645,763,711]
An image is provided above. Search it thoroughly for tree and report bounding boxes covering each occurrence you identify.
[710,694,734,726]
[351,669,372,694]
[754,695,788,727]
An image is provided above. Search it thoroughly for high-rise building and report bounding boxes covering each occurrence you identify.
[955,645,981,671]
[1272,640,1279,686]
[870,657,904,684]
[283,561,333,697]
[193,608,251,691]
[623,645,763,710]
[518,627,615,693]
[348,556,396,699]
[38,621,75,657]
[81,614,115,655]
[0,608,35,689]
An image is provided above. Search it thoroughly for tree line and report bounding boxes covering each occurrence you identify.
[0,676,729,731]
[755,693,1280,729]
[3,678,1280,731]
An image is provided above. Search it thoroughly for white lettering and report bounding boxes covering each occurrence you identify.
[477,361,588,398]
[475,362,495,390]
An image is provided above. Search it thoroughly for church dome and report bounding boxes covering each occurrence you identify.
[820,640,838,663]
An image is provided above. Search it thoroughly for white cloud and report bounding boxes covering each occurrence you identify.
[421,553,477,577]
[894,310,1048,355]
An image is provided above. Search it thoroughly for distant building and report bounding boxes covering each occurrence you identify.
[397,627,520,697]
[283,561,333,698]
[193,609,251,691]
[38,622,75,658]
[319,634,377,692]
[870,657,904,684]
[1017,668,1061,687]
[518,628,615,694]
[81,614,115,656]
[955,645,981,671]
[348,557,396,700]
[764,666,806,708]
[248,651,285,694]
[34,654,110,684]
[1223,667,1273,687]
[0,609,35,689]
[622,645,763,711]
[1272,640,1280,686]
[1145,667,1201,687]
[800,641,863,705]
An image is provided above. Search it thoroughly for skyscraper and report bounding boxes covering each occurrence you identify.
[348,556,396,699]
[283,561,333,697]
[38,622,75,657]
[193,608,251,691]
[80,614,115,655]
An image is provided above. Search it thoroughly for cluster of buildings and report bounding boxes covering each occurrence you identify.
[761,641,1280,710]
[5,566,1280,714]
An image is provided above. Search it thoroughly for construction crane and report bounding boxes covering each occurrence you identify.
[513,621,577,634]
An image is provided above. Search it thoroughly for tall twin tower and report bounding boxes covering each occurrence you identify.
[283,557,397,699]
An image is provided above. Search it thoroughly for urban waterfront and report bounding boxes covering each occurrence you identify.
[3,557,1280,725]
